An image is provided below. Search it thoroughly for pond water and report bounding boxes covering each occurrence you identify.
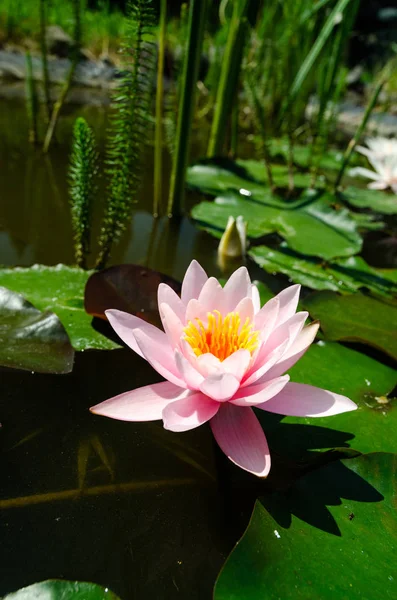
[0,97,252,598]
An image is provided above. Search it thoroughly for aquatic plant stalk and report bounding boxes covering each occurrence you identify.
[334,79,385,190]
[207,0,250,157]
[43,0,81,153]
[25,51,39,144]
[39,0,52,123]
[96,0,156,269]
[69,117,99,269]
[153,0,167,217]
[167,0,209,217]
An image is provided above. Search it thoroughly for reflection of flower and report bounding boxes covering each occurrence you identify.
[350,137,397,194]
[91,261,356,477]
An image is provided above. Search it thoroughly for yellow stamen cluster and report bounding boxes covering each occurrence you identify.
[184,310,259,361]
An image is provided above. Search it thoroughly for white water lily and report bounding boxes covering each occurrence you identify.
[350,137,397,194]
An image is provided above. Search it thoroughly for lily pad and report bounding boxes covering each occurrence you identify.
[192,189,362,260]
[269,139,354,171]
[249,245,397,296]
[268,341,397,457]
[0,265,119,352]
[3,580,121,599]
[0,287,74,374]
[214,453,397,600]
[342,186,397,215]
[84,264,181,329]
[303,291,397,361]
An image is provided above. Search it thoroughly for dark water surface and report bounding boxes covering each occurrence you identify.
[0,97,243,598]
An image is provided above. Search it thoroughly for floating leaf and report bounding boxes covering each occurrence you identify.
[84,264,181,328]
[189,160,362,259]
[249,245,397,296]
[303,291,397,360]
[215,453,397,600]
[269,341,397,457]
[0,287,74,374]
[3,579,121,599]
[0,265,119,351]
[342,186,397,215]
[269,139,359,172]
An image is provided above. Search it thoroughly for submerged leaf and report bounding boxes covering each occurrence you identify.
[84,264,181,328]
[0,286,74,374]
[3,579,121,599]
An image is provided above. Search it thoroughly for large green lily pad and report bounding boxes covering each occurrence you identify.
[3,580,121,599]
[342,186,397,215]
[214,453,397,600]
[266,341,397,458]
[0,265,119,351]
[303,291,397,361]
[0,286,74,374]
[192,190,362,260]
[249,245,397,296]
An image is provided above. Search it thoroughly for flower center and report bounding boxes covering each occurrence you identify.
[183,310,259,361]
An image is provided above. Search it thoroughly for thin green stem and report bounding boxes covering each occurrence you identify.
[39,0,52,123]
[153,0,167,217]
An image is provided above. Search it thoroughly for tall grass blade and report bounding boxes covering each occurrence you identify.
[39,0,52,123]
[153,0,167,217]
[167,0,209,217]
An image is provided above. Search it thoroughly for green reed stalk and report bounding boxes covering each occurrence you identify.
[39,0,52,124]
[25,51,39,145]
[167,0,209,217]
[153,0,167,217]
[207,0,249,157]
[69,117,98,269]
[334,79,385,190]
[43,0,81,153]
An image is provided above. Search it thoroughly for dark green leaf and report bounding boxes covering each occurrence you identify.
[249,245,397,296]
[215,453,397,600]
[3,580,121,599]
[0,265,119,351]
[303,291,397,360]
[0,287,74,374]
[342,186,397,215]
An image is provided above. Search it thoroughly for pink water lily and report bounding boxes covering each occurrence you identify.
[91,261,356,477]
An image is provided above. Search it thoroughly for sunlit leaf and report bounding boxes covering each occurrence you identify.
[249,245,397,296]
[342,186,397,215]
[3,580,122,599]
[215,453,397,600]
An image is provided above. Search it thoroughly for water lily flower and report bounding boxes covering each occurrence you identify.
[218,215,247,259]
[91,261,356,477]
[350,137,397,194]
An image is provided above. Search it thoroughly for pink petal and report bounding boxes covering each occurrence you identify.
[90,381,187,421]
[106,309,167,359]
[234,297,254,324]
[134,329,186,388]
[257,382,357,417]
[158,283,186,322]
[221,349,251,381]
[274,284,301,326]
[196,353,222,376]
[231,375,290,406]
[265,322,320,380]
[210,404,271,477]
[242,339,289,387]
[185,298,209,325]
[255,297,280,343]
[200,372,240,401]
[162,393,220,432]
[251,284,261,313]
[175,349,204,389]
[198,277,225,312]
[223,267,251,312]
[368,181,388,190]
[181,260,208,304]
[159,302,184,349]
[264,311,308,356]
